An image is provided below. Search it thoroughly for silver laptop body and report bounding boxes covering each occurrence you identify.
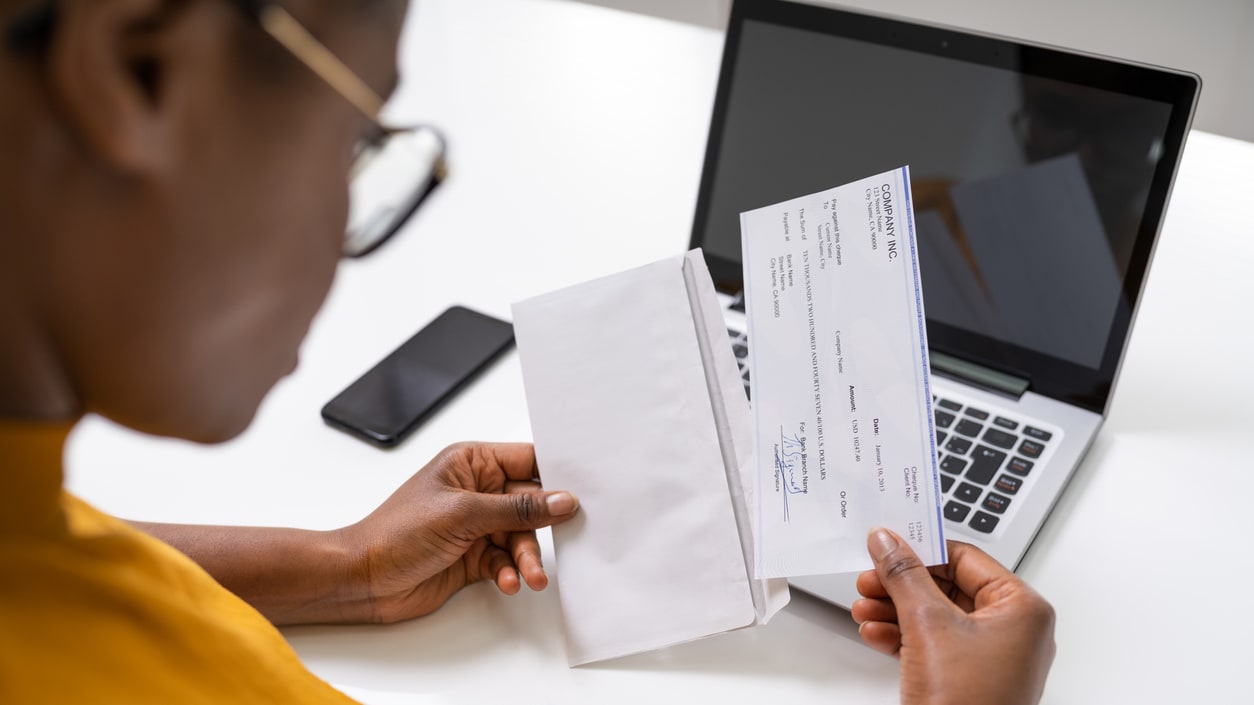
[691,0,1200,607]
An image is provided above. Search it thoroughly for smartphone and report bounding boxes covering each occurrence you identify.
[321,306,515,448]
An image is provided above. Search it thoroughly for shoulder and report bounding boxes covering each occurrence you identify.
[0,494,357,704]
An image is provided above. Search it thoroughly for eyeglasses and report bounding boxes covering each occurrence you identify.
[240,1,446,258]
[5,1,446,258]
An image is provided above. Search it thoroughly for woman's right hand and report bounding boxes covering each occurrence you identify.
[852,529,1056,705]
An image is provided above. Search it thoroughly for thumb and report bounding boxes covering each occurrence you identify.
[867,527,946,617]
[463,490,580,535]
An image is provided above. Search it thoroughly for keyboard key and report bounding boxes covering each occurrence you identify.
[969,511,1000,533]
[953,482,982,504]
[963,406,989,420]
[732,342,748,360]
[934,410,955,428]
[965,445,1007,485]
[944,501,971,522]
[982,428,1017,449]
[940,474,955,493]
[727,328,742,340]
[1024,426,1053,442]
[937,399,962,412]
[741,368,750,382]
[945,437,972,455]
[1018,439,1045,459]
[994,474,1023,495]
[940,456,968,475]
[981,493,1011,514]
[1007,456,1034,476]
[993,416,1019,430]
[955,418,983,437]
[936,431,948,447]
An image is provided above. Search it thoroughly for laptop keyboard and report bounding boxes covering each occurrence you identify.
[932,396,1055,535]
[729,328,1058,538]
[728,328,751,399]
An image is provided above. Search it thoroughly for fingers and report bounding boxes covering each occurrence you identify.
[447,444,579,520]
[851,594,900,655]
[462,487,580,537]
[438,444,579,534]
[503,480,542,496]
[940,541,1019,608]
[468,442,541,482]
[866,527,949,626]
[478,544,522,595]
[856,568,888,599]
[857,620,903,657]
[858,560,978,613]
[851,597,898,625]
[478,531,548,593]
[477,481,553,591]
[508,530,549,591]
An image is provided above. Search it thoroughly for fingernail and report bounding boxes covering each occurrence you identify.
[869,527,898,560]
[546,491,578,515]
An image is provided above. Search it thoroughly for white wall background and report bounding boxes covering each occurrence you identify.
[572,0,1254,143]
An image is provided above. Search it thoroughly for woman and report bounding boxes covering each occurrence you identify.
[0,1,1054,702]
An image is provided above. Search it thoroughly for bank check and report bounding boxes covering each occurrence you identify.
[742,166,946,578]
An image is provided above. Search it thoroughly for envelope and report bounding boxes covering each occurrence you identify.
[513,250,789,666]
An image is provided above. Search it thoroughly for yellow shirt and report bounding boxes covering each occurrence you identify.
[0,421,358,703]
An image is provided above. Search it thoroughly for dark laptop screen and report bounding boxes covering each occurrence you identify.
[691,0,1198,412]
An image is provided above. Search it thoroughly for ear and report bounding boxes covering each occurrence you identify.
[44,0,187,174]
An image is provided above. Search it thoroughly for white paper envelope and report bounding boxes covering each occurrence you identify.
[513,250,788,666]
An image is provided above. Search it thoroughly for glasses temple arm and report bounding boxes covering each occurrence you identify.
[254,4,386,119]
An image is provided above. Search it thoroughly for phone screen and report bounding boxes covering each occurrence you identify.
[321,306,515,447]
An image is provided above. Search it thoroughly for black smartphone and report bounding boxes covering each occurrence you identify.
[321,306,515,448]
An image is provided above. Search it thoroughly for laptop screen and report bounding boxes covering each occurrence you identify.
[690,0,1198,413]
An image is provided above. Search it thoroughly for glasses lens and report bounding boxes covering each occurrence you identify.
[344,126,446,257]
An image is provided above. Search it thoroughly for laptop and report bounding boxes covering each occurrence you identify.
[690,0,1200,608]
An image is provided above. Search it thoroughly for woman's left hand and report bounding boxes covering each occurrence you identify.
[334,442,579,623]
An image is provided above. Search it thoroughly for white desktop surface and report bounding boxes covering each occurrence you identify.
[64,0,1254,702]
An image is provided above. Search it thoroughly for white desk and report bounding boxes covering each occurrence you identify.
[65,0,1254,702]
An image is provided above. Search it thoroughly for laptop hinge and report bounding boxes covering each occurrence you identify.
[931,351,1029,399]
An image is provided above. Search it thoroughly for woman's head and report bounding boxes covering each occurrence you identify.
[0,0,407,441]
